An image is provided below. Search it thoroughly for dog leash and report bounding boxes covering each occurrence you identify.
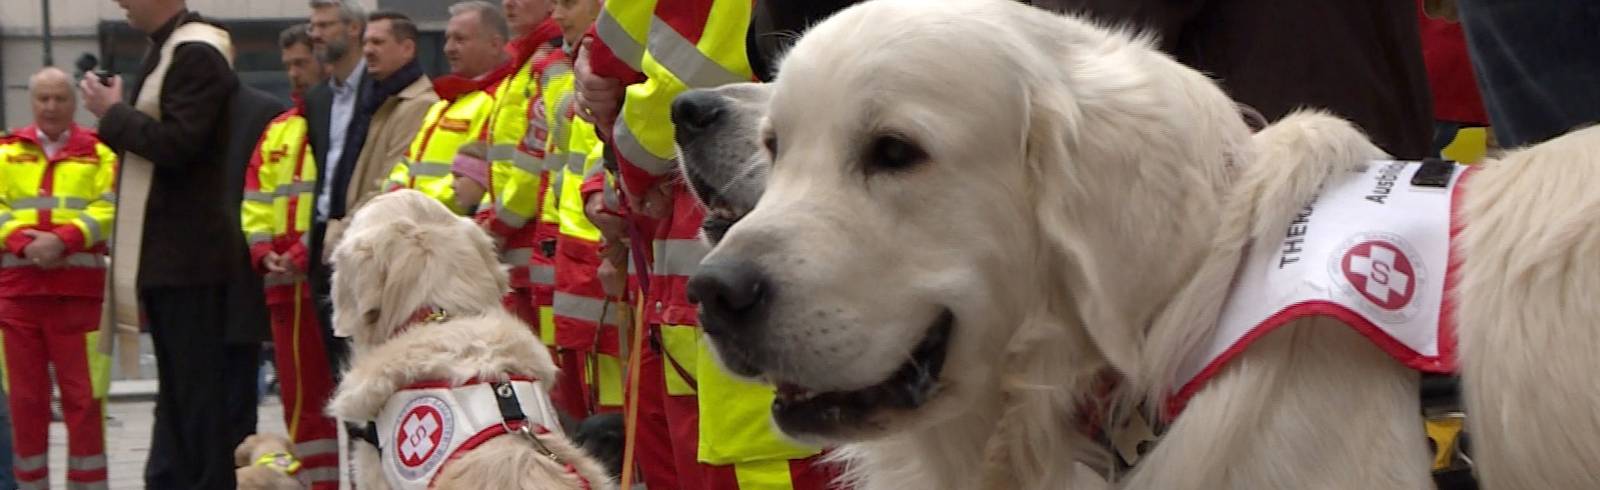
[618,219,654,490]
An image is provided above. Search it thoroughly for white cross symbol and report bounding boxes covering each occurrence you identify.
[1348,245,1409,303]
[400,412,440,462]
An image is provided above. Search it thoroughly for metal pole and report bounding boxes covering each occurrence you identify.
[41,0,54,66]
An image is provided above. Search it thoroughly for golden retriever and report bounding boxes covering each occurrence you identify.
[325,190,612,489]
[683,0,1600,489]
[234,433,307,490]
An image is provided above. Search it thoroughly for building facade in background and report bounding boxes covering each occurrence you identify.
[1,0,454,128]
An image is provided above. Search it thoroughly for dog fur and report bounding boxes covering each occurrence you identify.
[325,190,613,490]
[680,0,1600,488]
[234,433,306,490]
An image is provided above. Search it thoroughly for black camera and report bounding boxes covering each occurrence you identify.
[74,53,116,87]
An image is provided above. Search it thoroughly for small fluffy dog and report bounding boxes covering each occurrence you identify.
[235,433,306,490]
[678,0,1600,489]
[326,190,612,490]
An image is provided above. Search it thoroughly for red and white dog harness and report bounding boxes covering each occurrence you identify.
[377,375,582,489]
[1171,160,1473,414]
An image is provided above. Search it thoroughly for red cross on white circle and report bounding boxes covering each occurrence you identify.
[1341,240,1416,310]
[396,405,444,468]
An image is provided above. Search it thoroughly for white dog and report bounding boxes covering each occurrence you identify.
[684,0,1600,489]
[325,190,612,490]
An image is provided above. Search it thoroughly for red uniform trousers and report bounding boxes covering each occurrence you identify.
[631,326,838,490]
[552,234,626,419]
[632,335,686,490]
[502,286,539,332]
[0,296,107,490]
[628,188,838,490]
[265,283,340,489]
[552,348,623,420]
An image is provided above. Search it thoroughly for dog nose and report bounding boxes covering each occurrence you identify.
[672,90,724,136]
[687,259,769,337]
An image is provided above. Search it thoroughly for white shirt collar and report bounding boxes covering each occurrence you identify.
[331,58,368,92]
[36,127,68,158]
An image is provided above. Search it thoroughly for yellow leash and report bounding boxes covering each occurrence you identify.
[618,292,645,490]
[288,281,304,438]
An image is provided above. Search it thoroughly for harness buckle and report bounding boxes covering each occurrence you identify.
[511,423,564,463]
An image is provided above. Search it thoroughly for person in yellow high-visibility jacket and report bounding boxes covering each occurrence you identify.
[544,0,626,423]
[469,0,565,350]
[236,25,341,489]
[385,2,508,214]
[577,1,836,488]
[0,67,117,490]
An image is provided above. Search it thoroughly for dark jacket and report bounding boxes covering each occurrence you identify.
[303,72,370,221]
[1029,0,1434,159]
[218,84,285,343]
[97,11,241,287]
[303,83,337,184]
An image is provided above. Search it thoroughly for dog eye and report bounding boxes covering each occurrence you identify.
[763,133,778,158]
[866,134,927,172]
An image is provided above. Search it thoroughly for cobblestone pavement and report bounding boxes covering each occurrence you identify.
[45,397,289,490]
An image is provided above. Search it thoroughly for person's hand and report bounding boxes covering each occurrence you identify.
[21,230,66,265]
[636,180,674,220]
[575,38,624,136]
[78,73,124,118]
[598,256,627,298]
[585,192,627,243]
[263,251,289,274]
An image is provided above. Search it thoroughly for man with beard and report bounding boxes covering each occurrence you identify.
[302,0,366,379]
[315,11,437,264]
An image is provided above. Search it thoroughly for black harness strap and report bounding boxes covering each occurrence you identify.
[347,421,381,449]
[491,380,528,425]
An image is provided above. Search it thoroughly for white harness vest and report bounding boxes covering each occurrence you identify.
[1172,160,1472,412]
[376,376,567,489]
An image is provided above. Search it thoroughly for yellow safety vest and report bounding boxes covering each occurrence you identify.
[538,65,577,230]
[596,0,821,473]
[557,116,604,243]
[386,91,495,215]
[599,0,753,189]
[487,56,540,224]
[241,110,317,283]
[0,126,118,261]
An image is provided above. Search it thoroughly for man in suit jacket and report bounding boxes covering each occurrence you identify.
[322,11,438,260]
[303,0,368,376]
[78,0,264,487]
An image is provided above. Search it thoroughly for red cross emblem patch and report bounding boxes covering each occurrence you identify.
[396,404,444,467]
[1340,240,1417,311]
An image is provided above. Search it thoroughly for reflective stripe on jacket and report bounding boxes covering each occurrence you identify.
[0,124,116,298]
[589,0,823,470]
[241,108,317,305]
[386,91,495,215]
[485,21,565,289]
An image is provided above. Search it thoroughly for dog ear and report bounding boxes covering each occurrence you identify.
[465,221,511,296]
[370,218,439,335]
[330,231,385,341]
